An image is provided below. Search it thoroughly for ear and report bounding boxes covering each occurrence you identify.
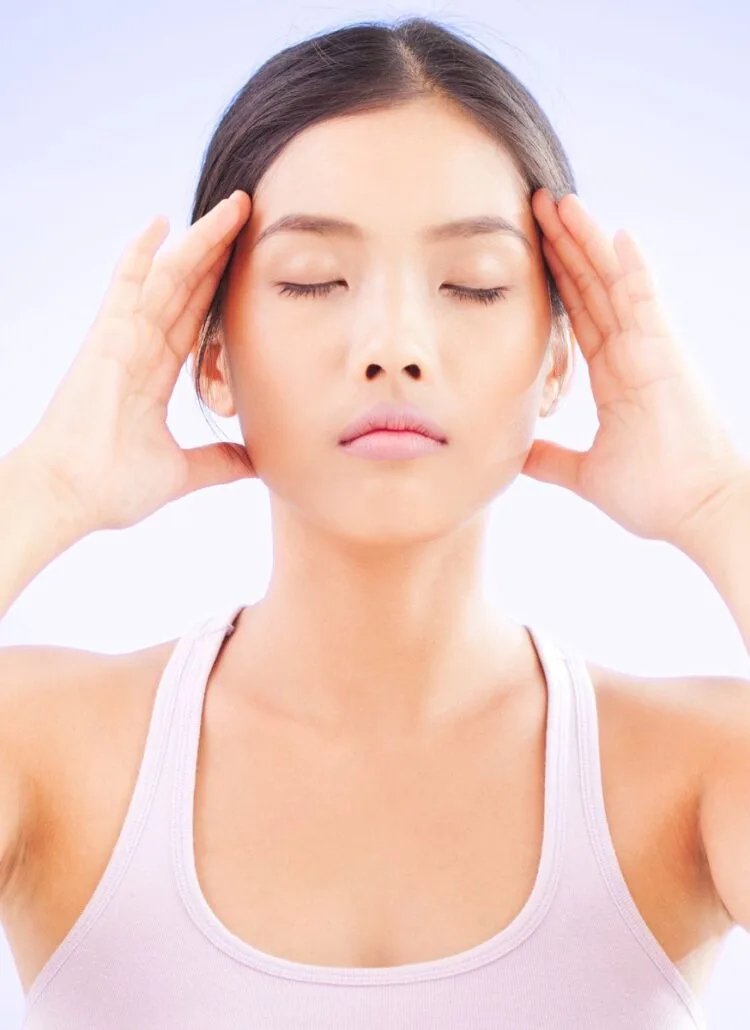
[195,334,237,419]
[540,321,576,418]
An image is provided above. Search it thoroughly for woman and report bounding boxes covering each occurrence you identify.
[1,16,748,1030]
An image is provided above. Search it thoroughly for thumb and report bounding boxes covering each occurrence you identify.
[178,441,257,498]
[521,438,585,494]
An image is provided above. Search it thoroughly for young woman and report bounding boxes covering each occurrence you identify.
[1,16,748,1030]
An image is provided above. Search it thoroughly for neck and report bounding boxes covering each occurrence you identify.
[228,503,531,739]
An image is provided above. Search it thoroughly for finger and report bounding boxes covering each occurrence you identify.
[147,195,249,335]
[613,231,673,339]
[521,437,586,494]
[174,442,257,499]
[167,243,233,359]
[139,193,248,327]
[556,194,638,335]
[541,236,603,361]
[533,191,625,345]
[156,220,237,358]
[96,216,171,323]
[138,192,250,329]
[158,223,239,336]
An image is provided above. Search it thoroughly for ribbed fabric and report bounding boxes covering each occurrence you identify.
[20,604,708,1028]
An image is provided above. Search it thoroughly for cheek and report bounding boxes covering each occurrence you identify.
[458,343,548,477]
[462,330,546,432]
[451,286,549,395]
[226,338,330,486]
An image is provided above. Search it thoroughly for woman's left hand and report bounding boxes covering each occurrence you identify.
[523,187,748,551]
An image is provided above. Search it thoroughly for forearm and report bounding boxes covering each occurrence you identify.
[674,469,750,657]
[0,444,94,621]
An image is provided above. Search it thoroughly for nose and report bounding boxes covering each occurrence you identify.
[348,292,438,384]
[365,360,423,381]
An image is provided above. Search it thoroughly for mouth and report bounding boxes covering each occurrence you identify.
[338,429,446,460]
[338,402,448,446]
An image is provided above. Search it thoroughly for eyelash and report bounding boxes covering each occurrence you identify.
[276,282,509,306]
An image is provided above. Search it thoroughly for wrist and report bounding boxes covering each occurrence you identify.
[8,439,97,543]
[671,463,750,569]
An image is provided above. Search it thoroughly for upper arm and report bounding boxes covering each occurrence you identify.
[0,639,171,911]
[0,644,115,905]
[0,739,29,901]
[0,646,55,902]
[697,674,750,932]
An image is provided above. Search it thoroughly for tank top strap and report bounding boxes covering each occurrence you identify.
[169,601,247,726]
[545,634,708,1022]
[198,602,247,639]
[522,621,574,906]
[524,622,572,684]
[105,603,232,822]
[169,602,247,814]
[104,601,245,848]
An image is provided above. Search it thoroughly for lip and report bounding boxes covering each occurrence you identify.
[340,431,445,460]
[338,401,448,445]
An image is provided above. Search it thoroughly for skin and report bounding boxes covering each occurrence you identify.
[197,96,571,741]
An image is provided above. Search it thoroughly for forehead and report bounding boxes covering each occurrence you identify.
[244,99,533,249]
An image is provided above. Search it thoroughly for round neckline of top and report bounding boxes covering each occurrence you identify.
[172,609,569,984]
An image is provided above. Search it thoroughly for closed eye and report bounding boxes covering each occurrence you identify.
[276,282,510,305]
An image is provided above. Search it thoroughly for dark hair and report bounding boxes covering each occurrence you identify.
[189,16,577,445]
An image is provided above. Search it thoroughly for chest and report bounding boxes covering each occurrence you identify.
[193,697,549,968]
[5,659,726,999]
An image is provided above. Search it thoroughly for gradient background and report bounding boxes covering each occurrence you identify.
[1,1,748,1026]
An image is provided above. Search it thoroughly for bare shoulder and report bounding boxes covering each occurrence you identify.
[585,656,749,922]
[586,657,750,760]
[584,657,746,800]
[0,638,178,905]
[0,639,180,775]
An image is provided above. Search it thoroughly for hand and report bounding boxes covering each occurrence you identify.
[522,187,748,549]
[23,190,256,534]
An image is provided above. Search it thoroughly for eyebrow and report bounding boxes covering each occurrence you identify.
[252,213,533,254]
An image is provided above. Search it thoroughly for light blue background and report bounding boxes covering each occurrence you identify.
[1,1,748,1026]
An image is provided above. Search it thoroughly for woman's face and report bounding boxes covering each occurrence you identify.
[213,97,562,543]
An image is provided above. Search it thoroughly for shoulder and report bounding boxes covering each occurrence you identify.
[583,658,747,799]
[0,638,179,902]
[586,657,750,927]
[0,640,179,772]
[586,659,750,762]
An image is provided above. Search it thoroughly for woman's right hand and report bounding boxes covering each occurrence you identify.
[21,190,256,533]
